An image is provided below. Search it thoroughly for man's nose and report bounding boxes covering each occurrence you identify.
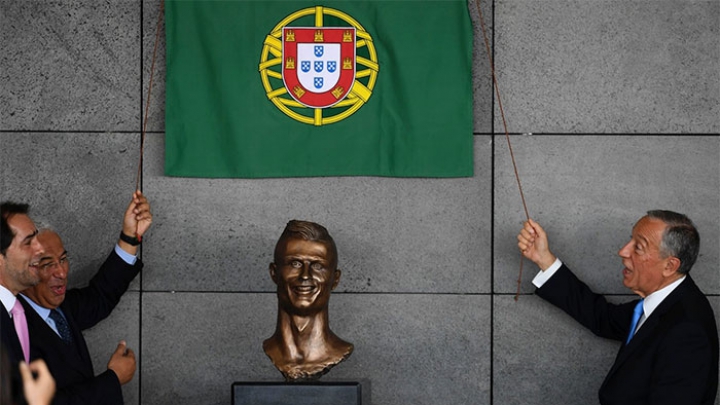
[618,241,632,258]
[52,264,68,280]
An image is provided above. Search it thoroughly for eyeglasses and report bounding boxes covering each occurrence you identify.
[38,256,69,272]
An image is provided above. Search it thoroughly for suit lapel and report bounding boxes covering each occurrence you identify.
[61,301,93,367]
[602,278,692,386]
[19,295,94,377]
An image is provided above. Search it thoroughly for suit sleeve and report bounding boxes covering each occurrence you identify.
[535,264,635,341]
[51,370,123,405]
[62,250,142,331]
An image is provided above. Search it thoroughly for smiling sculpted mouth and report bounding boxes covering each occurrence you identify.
[293,285,317,295]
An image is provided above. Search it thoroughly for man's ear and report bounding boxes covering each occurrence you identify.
[269,263,278,285]
[663,256,681,277]
[331,269,341,290]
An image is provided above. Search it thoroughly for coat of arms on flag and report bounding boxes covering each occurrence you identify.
[258,7,379,126]
[282,28,356,109]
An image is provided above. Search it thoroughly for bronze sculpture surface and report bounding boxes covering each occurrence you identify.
[263,220,353,381]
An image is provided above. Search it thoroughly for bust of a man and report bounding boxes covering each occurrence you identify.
[263,220,353,381]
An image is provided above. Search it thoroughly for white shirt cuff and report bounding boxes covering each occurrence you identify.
[531,258,563,288]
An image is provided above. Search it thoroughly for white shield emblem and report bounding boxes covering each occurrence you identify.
[282,27,356,108]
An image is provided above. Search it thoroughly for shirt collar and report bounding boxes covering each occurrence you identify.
[19,293,52,321]
[0,285,17,315]
[642,275,686,318]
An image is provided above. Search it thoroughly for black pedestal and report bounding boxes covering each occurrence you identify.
[232,382,361,405]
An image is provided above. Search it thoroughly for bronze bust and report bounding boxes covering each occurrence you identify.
[263,220,354,381]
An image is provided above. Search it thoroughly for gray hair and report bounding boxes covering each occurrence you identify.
[34,221,55,234]
[646,210,700,274]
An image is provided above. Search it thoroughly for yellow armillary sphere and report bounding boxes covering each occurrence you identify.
[258,6,379,126]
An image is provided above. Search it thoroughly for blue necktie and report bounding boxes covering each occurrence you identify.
[625,299,644,344]
[49,309,73,344]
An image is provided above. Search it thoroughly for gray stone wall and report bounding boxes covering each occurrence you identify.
[1,0,717,404]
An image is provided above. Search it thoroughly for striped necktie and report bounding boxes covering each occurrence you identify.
[49,309,74,344]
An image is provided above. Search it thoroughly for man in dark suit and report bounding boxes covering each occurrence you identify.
[1,201,45,403]
[1,202,44,364]
[517,210,718,405]
[20,191,152,405]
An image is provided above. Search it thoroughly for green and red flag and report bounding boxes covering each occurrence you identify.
[165,0,473,178]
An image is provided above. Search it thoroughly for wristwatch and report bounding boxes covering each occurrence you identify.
[119,232,141,246]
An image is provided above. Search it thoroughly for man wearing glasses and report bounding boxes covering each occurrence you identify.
[20,191,152,405]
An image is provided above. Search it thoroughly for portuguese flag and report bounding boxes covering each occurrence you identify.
[165,0,473,178]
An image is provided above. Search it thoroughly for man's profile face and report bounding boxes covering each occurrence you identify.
[618,216,675,297]
[1,214,42,291]
[270,238,340,315]
[24,231,68,309]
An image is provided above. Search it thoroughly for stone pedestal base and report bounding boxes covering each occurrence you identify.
[232,382,361,405]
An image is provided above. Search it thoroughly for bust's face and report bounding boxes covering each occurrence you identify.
[270,238,340,315]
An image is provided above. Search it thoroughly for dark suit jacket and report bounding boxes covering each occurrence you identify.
[536,265,719,405]
[2,299,29,405]
[1,302,26,367]
[21,250,142,405]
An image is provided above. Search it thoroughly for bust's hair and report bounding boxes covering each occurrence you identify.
[274,220,338,268]
[646,210,700,274]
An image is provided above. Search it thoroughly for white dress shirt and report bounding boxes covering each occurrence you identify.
[0,284,18,316]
